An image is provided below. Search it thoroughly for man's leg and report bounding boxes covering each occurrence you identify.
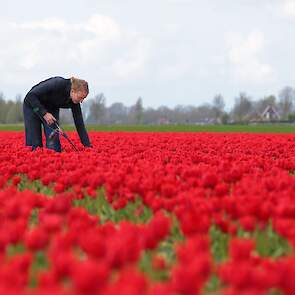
[23,103,32,146]
[23,103,43,150]
[43,109,61,152]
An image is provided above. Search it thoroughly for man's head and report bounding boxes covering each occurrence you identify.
[70,77,89,104]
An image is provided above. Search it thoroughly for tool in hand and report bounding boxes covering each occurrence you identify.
[48,121,79,151]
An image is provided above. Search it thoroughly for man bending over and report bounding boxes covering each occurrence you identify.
[23,76,92,152]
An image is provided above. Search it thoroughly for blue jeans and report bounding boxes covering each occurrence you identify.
[23,103,61,152]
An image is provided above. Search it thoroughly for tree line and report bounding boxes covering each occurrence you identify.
[1,86,295,125]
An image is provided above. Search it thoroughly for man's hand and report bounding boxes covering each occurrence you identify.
[43,112,56,125]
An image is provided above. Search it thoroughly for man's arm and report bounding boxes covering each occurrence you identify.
[24,92,47,118]
[71,103,91,147]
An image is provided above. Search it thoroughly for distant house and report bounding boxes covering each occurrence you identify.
[157,117,170,125]
[260,105,280,121]
[247,105,281,123]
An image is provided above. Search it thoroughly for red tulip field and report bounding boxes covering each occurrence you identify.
[1,130,295,294]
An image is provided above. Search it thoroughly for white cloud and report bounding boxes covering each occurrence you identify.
[0,1,293,107]
[227,31,275,83]
[14,19,67,31]
[162,23,181,34]
[84,15,121,41]
[166,0,193,4]
[0,14,152,87]
[282,0,295,17]
[157,62,191,80]
[111,37,152,79]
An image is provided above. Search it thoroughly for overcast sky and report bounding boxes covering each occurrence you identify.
[1,0,295,109]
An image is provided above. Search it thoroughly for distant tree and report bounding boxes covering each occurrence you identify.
[5,100,17,123]
[0,93,24,123]
[231,92,253,122]
[142,107,154,124]
[253,95,277,115]
[86,93,106,124]
[130,97,144,124]
[15,94,23,123]
[278,86,295,119]
[212,94,225,122]
[107,102,128,124]
[171,105,184,123]
[192,104,215,123]
[288,112,295,122]
[221,112,230,124]
[0,92,6,124]
[263,95,276,106]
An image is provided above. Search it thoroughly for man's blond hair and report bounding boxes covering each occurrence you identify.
[70,77,89,95]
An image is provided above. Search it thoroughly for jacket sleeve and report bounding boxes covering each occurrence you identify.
[24,77,66,118]
[71,103,91,147]
[24,92,47,118]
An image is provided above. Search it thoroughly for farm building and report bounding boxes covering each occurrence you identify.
[260,105,280,121]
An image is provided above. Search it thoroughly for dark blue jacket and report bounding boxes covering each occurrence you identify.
[24,76,91,147]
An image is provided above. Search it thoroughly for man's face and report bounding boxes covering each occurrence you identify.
[71,90,87,104]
